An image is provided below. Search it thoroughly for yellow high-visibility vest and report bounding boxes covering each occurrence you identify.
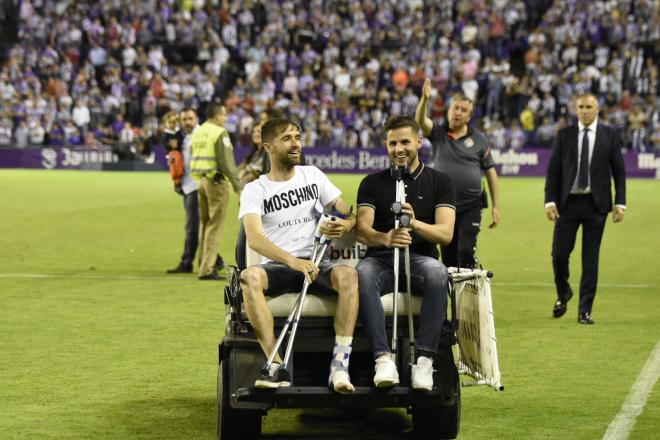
[190,122,227,180]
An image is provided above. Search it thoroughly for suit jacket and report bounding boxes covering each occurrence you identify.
[545,123,626,214]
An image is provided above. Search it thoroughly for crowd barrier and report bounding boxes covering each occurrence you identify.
[1,146,659,178]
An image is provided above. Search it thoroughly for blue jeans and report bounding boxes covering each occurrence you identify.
[357,252,448,358]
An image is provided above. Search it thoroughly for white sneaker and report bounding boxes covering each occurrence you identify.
[411,356,435,391]
[373,355,399,388]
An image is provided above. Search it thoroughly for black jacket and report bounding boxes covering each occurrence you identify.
[545,123,626,214]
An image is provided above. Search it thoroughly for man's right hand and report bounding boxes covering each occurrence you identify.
[287,257,320,282]
[545,205,560,222]
[422,78,432,100]
[383,228,412,248]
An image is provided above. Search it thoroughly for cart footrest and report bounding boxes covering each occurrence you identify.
[235,386,456,408]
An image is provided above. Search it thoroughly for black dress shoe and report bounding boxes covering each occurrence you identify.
[166,264,193,274]
[198,271,224,281]
[215,255,226,271]
[578,312,594,324]
[552,300,567,318]
[552,289,573,318]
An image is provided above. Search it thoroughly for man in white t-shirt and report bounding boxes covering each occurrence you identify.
[238,118,358,393]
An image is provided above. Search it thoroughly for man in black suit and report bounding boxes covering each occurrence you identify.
[544,93,626,324]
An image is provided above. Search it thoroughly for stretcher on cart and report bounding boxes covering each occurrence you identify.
[450,267,504,391]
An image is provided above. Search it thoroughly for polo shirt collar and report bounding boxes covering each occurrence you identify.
[408,162,424,181]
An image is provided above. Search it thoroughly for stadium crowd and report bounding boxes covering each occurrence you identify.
[0,0,658,152]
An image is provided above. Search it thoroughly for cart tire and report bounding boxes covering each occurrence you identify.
[412,387,460,439]
[217,360,262,439]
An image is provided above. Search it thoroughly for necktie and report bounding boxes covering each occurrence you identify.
[578,128,590,189]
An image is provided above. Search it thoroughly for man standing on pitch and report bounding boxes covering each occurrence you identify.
[545,93,626,324]
[167,107,200,274]
[416,78,500,268]
[191,103,242,280]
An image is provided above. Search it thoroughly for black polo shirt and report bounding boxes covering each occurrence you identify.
[357,163,456,259]
[428,123,494,212]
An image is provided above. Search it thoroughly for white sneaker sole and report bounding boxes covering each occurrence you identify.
[254,379,291,389]
[374,377,399,388]
[411,383,433,391]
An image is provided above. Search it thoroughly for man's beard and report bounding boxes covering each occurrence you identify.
[390,152,417,168]
[278,150,301,169]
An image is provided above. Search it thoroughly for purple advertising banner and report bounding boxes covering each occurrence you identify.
[1,146,659,178]
[0,146,119,169]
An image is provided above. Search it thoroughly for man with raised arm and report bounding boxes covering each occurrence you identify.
[416,79,500,268]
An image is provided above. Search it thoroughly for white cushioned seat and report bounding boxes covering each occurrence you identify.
[266,292,423,317]
[246,231,423,318]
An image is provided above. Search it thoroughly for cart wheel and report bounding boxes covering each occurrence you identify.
[411,387,460,439]
[217,360,262,439]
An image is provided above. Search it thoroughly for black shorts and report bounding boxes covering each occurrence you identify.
[259,259,342,296]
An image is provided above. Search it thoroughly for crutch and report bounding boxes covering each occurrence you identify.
[389,165,416,363]
[261,214,333,374]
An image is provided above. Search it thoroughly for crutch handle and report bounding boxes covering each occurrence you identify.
[314,213,332,240]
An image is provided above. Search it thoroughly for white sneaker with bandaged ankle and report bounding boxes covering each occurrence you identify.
[328,336,355,394]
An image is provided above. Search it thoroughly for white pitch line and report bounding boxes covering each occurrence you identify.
[0,273,201,281]
[602,340,660,440]
[0,274,656,289]
[496,281,657,289]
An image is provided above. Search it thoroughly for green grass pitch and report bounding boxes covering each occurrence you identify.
[1,169,659,439]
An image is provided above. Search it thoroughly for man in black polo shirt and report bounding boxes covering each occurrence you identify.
[355,115,456,391]
[416,80,500,268]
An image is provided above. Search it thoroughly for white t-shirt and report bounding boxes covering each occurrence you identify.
[238,166,341,262]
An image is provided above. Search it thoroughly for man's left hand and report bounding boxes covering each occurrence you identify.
[319,217,352,238]
[613,206,625,223]
[489,206,500,229]
[401,203,416,230]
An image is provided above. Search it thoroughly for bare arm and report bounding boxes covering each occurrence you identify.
[319,197,356,238]
[355,206,412,249]
[243,213,321,279]
[484,167,500,228]
[401,203,455,245]
[415,78,434,136]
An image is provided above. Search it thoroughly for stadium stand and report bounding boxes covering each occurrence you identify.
[0,0,658,152]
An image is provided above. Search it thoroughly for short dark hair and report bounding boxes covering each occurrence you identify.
[206,103,225,119]
[384,115,420,133]
[261,118,301,144]
[180,107,197,115]
[262,108,284,120]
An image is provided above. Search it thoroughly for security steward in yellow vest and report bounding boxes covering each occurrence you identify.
[190,103,242,280]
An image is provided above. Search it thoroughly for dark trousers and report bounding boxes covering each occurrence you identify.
[180,190,199,269]
[441,204,482,268]
[235,222,247,270]
[552,195,607,314]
